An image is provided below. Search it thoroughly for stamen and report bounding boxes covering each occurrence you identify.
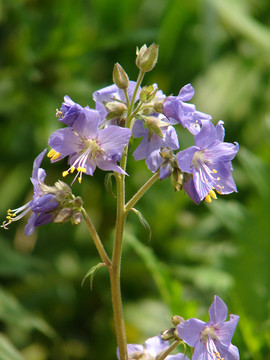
[209,189,217,199]
[77,167,86,173]
[62,170,69,177]
[205,195,212,203]
[48,149,61,160]
[212,169,217,174]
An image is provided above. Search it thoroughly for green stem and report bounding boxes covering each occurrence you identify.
[125,172,159,212]
[157,340,181,360]
[126,69,145,128]
[110,173,128,360]
[82,208,111,268]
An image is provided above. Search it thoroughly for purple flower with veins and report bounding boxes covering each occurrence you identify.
[93,81,141,125]
[48,107,131,183]
[117,334,189,360]
[57,95,87,128]
[1,149,59,236]
[177,296,239,360]
[176,120,239,204]
[132,117,179,174]
[163,84,211,135]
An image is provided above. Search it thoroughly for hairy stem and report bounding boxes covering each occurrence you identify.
[157,340,181,360]
[125,172,159,212]
[110,173,128,360]
[82,208,111,268]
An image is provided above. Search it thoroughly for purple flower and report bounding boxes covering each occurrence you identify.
[57,95,87,128]
[163,84,211,135]
[176,120,239,204]
[117,334,189,360]
[132,117,179,173]
[93,81,141,125]
[48,107,131,183]
[1,149,59,236]
[177,296,239,360]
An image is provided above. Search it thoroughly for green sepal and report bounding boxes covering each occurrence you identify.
[130,207,152,241]
[81,262,106,290]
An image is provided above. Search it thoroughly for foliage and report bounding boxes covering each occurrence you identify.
[1,0,270,359]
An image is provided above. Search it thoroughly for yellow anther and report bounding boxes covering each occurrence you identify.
[48,149,61,160]
[212,169,217,174]
[216,177,220,181]
[62,170,69,177]
[209,189,217,199]
[7,216,12,220]
[70,166,75,173]
[78,177,82,184]
[77,167,87,173]
[51,152,61,160]
[204,195,212,203]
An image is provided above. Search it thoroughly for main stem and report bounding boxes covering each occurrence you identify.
[110,172,128,360]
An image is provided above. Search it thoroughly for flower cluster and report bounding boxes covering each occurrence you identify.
[1,149,83,236]
[47,76,238,205]
[120,296,239,360]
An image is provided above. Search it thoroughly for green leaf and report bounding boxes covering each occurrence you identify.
[104,173,116,198]
[130,208,152,241]
[81,262,106,290]
[0,333,24,360]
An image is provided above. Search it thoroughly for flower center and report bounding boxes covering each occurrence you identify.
[200,327,224,360]
[84,138,103,159]
[192,150,206,168]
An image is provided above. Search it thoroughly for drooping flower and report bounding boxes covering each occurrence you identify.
[177,296,239,360]
[176,120,239,204]
[132,116,179,174]
[1,149,59,236]
[56,95,87,128]
[48,107,131,183]
[163,84,211,135]
[117,334,189,360]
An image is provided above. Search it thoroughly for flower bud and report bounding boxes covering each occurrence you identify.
[136,43,159,72]
[171,315,185,326]
[171,168,184,191]
[153,99,164,113]
[54,208,73,223]
[161,328,176,341]
[139,85,157,103]
[73,196,83,208]
[113,63,129,90]
[105,101,127,120]
[72,211,83,225]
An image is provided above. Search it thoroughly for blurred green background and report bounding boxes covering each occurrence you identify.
[0,0,270,359]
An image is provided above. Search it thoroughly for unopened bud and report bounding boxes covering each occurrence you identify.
[72,211,83,225]
[113,63,129,90]
[171,315,185,326]
[139,85,157,103]
[54,208,73,223]
[74,196,83,208]
[136,43,159,72]
[145,116,163,138]
[105,101,127,120]
[153,99,164,113]
[161,328,176,341]
[171,168,184,191]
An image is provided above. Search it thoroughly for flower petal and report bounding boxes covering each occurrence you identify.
[218,314,239,347]
[98,126,131,156]
[144,335,169,357]
[32,149,47,180]
[176,146,199,173]
[72,107,100,138]
[177,318,206,347]
[178,83,195,101]
[24,212,37,236]
[49,128,81,159]
[208,296,228,324]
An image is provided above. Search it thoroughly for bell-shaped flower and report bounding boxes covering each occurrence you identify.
[132,116,179,173]
[117,334,189,360]
[177,296,239,360]
[56,95,88,128]
[163,84,211,135]
[1,149,59,236]
[176,120,239,204]
[48,107,131,183]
